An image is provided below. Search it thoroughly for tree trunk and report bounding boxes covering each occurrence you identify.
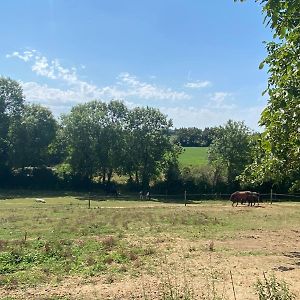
[135,170,139,184]
[107,169,113,183]
[102,169,106,183]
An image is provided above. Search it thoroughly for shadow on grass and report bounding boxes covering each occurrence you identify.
[0,189,199,205]
[0,189,99,200]
[75,194,198,205]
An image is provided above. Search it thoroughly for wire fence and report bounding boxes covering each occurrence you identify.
[1,190,300,205]
[149,192,300,203]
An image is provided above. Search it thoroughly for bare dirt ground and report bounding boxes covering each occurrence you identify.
[1,227,299,300]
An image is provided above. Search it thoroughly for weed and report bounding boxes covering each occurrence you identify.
[101,235,117,250]
[104,273,115,284]
[255,273,295,300]
[128,250,139,261]
[208,240,215,252]
[143,246,156,256]
[0,239,9,251]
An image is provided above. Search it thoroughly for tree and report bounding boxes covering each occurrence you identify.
[208,120,252,189]
[97,100,128,183]
[125,106,174,189]
[9,104,58,168]
[61,101,176,189]
[61,100,128,182]
[173,127,202,147]
[237,0,300,191]
[61,100,107,180]
[0,77,25,173]
[162,143,183,185]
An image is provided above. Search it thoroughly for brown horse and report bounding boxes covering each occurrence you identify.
[247,192,260,206]
[230,191,259,207]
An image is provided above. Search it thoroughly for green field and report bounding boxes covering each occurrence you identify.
[0,192,299,299]
[178,147,208,167]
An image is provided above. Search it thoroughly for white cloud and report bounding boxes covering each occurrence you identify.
[21,81,126,106]
[6,49,266,130]
[206,92,236,110]
[161,105,263,130]
[6,50,36,62]
[22,81,80,105]
[7,50,190,103]
[118,72,191,101]
[21,81,136,116]
[32,56,57,79]
[161,106,223,128]
[21,80,264,130]
[184,80,212,89]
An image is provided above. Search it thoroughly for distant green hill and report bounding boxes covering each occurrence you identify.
[178,147,209,167]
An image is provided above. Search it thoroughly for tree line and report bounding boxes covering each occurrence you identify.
[170,127,218,147]
[0,76,258,193]
[0,78,183,191]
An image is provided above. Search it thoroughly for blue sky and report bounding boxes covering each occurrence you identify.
[0,0,272,130]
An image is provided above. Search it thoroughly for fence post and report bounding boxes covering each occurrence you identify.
[184,190,187,206]
[270,189,273,205]
[88,192,91,209]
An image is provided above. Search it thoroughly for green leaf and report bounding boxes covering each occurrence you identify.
[259,62,265,70]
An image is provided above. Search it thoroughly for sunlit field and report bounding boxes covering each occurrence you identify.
[178,147,208,167]
[1,192,300,299]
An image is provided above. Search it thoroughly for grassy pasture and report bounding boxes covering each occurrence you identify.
[178,147,208,167]
[0,193,300,299]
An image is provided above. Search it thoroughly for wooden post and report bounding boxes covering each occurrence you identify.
[184,190,187,206]
[88,192,91,209]
[270,188,273,205]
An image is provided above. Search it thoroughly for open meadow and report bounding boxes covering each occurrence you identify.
[178,147,208,167]
[0,192,300,299]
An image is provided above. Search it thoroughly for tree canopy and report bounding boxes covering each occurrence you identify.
[172,127,217,147]
[208,120,252,189]
[10,104,57,168]
[0,77,25,172]
[60,100,177,188]
[238,0,300,191]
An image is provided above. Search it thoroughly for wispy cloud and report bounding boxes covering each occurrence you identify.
[8,50,79,82]
[118,72,190,101]
[21,81,81,105]
[6,50,36,62]
[7,50,190,104]
[184,80,212,89]
[206,92,236,110]
[11,50,262,128]
[21,81,136,116]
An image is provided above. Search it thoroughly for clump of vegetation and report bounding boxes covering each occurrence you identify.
[0,233,154,287]
[141,265,196,300]
[255,273,295,300]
